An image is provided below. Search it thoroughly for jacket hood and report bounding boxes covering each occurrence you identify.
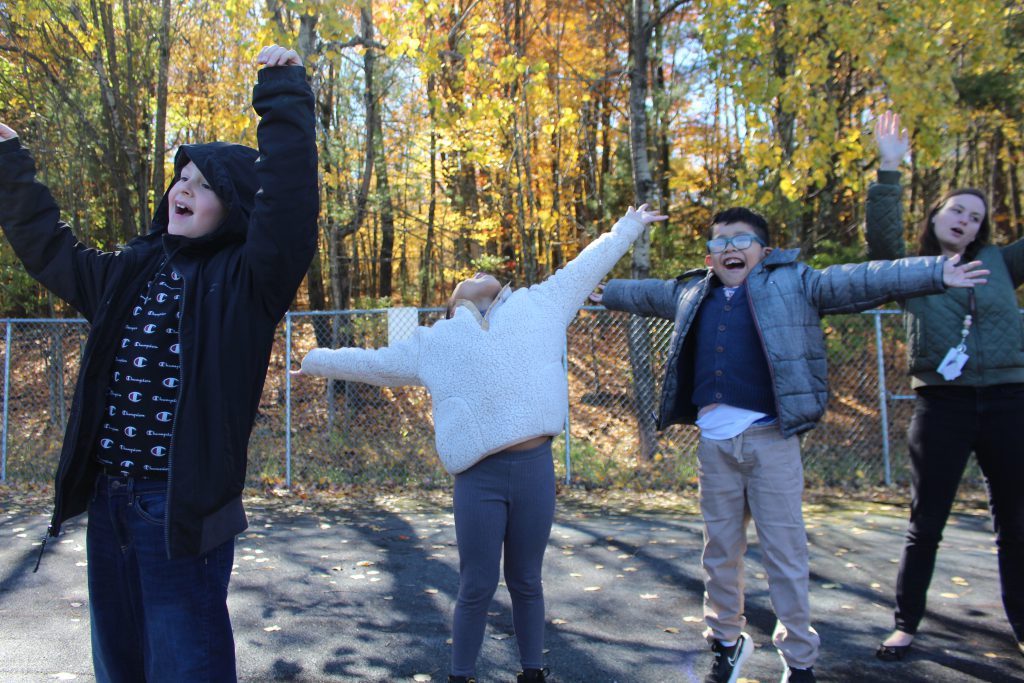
[151,142,260,249]
[762,247,801,266]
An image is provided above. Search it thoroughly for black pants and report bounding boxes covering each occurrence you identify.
[894,384,1024,641]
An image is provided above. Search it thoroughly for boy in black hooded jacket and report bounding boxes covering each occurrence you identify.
[0,45,317,681]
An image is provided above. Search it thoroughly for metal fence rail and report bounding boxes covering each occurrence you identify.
[0,308,951,489]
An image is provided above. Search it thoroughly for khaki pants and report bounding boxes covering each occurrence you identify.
[697,424,820,669]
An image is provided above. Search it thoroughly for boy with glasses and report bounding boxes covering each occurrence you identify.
[591,207,988,683]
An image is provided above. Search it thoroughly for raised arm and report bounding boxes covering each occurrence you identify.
[0,125,119,320]
[530,205,666,325]
[865,111,910,260]
[243,46,319,316]
[300,329,424,387]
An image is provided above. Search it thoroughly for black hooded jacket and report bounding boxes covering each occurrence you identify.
[0,65,317,558]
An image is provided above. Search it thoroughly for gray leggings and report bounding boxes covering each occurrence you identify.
[451,440,555,677]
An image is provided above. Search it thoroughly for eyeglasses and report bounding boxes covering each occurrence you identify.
[706,234,766,254]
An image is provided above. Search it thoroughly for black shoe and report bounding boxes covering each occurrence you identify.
[516,667,549,682]
[876,641,912,661]
[449,677,477,683]
[782,666,816,682]
[705,632,752,683]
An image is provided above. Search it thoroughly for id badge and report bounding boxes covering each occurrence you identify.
[937,347,969,381]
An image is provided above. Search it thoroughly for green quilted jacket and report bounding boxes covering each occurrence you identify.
[866,170,1024,387]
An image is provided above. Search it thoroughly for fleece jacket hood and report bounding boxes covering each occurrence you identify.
[151,142,260,249]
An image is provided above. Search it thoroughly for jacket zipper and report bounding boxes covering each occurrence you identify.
[164,252,186,559]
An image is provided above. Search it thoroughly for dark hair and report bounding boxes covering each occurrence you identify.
[916,188,989,260]
[708,207,771,245]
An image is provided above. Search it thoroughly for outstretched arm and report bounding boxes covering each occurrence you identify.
[299,330,424,387]
[807,255,987,314]
[0,124,119,319]
[598,275,688,320]
[532,204,666,325]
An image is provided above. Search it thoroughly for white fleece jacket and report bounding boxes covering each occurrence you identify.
[301,215,645,474]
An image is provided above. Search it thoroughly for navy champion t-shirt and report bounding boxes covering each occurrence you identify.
[95,263,183,478]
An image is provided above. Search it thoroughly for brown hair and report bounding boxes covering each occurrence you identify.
[916,188,990,260]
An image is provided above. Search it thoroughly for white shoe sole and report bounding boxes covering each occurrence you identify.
[726,632,753,683]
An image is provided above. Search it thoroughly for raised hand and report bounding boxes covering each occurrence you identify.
[942,253,989,288]
[257,45,302,68]
[874,111,909,172]
[625,203,669,225]
[589,283,605,304]
[0,123,18,141]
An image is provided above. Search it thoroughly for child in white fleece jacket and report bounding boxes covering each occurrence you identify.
[299,204,665,683]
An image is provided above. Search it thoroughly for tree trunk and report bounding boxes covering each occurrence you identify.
[374,103,395,299]
[151,0,171,200]
[652,3,671,213]
[548,7,564,272]
[332,1,378,310]
[626,0,658,460]
[768,1,799,246]
[81,2,137,239]
[419,68,439,307]
[990,127,1011,241]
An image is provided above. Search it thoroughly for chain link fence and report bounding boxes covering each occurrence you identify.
[0,308,982,489]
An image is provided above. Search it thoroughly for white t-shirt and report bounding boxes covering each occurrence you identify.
[696,403,770,440]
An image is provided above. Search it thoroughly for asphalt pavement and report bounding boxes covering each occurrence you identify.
[1,487,1020,682]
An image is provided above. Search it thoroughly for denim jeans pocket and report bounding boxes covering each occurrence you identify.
[134,491,168,525]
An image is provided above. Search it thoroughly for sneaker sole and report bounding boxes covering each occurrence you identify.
[726,632,753,683]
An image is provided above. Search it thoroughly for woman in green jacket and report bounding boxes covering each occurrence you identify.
[867,111,1024,661]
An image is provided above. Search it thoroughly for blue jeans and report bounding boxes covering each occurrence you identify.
[87,473,237,683]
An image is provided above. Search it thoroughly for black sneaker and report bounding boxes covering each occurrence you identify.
[782,665,816,682]
[705,632,752,683]
[516,667,549,682]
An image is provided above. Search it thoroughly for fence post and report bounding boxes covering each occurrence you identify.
[285,313,293,489]
[563,334,571,485]
[874,312,892,486]
[2,321,10,483]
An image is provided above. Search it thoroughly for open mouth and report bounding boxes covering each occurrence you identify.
[951,227,964,237]
[174,203,193,217]
[723,256,745,270]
